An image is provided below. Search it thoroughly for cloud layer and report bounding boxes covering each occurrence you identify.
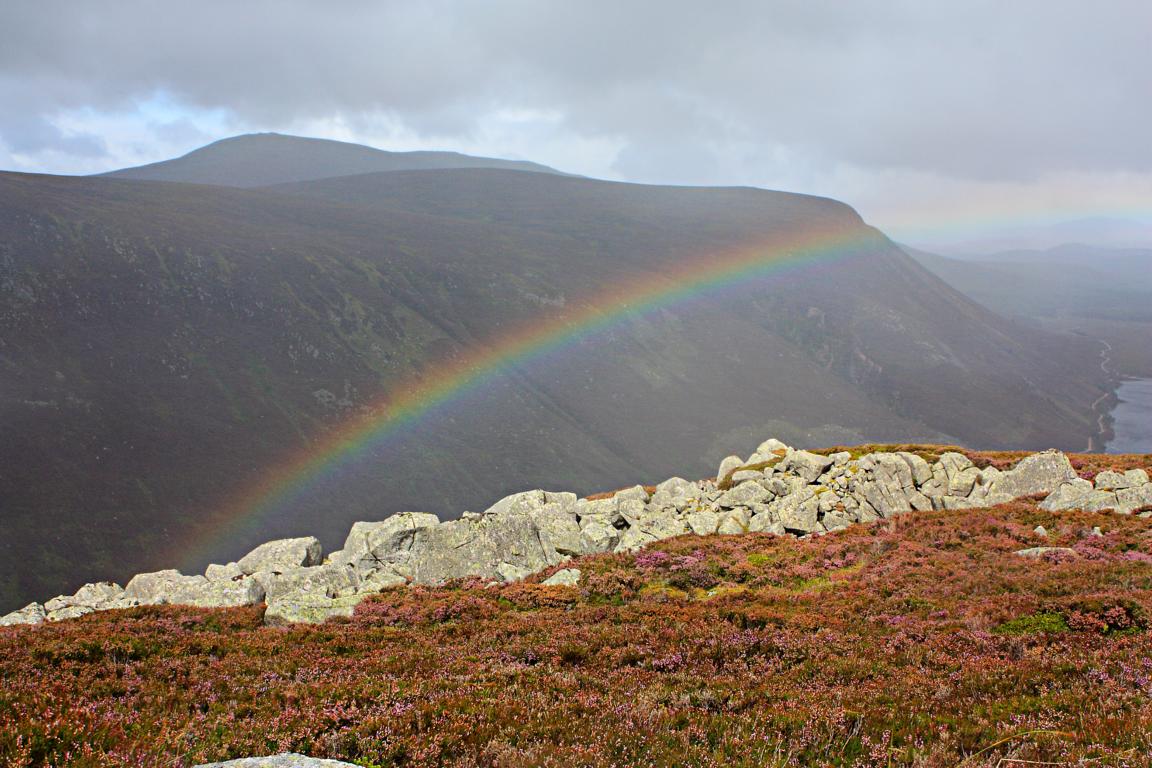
[2,0,1150,245]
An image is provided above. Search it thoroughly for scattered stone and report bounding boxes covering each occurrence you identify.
[541,568,581,586]
[1033,525,1048,538]
[195,753,360,767]
[1014,546,1077,558]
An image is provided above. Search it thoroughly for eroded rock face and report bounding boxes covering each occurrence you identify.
[5,439,1140,627]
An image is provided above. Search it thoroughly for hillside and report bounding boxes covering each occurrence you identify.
[98,132,564,187]
[0,153,1109,612]
[3,446,1152,765]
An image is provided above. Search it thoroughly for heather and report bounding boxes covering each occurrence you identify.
[3,502,1152,767]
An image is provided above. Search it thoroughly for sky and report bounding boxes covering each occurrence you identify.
[1,0,1151,250]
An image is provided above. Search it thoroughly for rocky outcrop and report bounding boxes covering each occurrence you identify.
[1041,467,1152,515]
[5,440,1148,628]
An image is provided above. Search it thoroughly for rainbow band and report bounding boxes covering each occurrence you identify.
[175,219,878,567]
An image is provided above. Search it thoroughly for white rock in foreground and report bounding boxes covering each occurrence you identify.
[195,754,359,767]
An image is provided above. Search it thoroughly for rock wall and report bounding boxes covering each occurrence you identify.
[4,439,1150,628]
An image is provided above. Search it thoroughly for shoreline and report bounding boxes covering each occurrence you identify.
[1086,339,1118,453]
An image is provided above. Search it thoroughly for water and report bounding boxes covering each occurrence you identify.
[1107,379,1152,454]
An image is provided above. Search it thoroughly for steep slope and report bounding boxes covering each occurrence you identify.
[0,168,1106,611]
[98,132,564,187]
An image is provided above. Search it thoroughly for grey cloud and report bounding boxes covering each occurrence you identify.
[0,0,1149,182]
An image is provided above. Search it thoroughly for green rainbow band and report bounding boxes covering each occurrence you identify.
[174,221,878,567]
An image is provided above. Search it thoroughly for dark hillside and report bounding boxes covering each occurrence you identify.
[0,167,1107,610]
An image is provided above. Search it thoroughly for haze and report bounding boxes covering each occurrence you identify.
[2,0,1150,249]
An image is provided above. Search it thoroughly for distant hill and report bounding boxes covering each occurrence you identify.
[907,244,1152,323]
[0,157,1108,610]
[97,132,565,187]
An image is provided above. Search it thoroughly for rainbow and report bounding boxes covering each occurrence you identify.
[175,219,880,568]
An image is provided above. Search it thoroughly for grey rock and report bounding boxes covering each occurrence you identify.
[355,568,408,594]
[1040,479,1094,511]
[756,438,791,455]
[1094,471,1132,491]
[1014,547,1077,558]
[1,603,46,626]
[205,563,244,582]
[47,605,95,621]
[896,452,934,486]
[237,537,322,575]
[613,485,651,503]
[579,520,620,553]
[124,570,209,605]
[989,450,1077,499]
[1078,490,1122,512]
[772,487,820,533]
[264,594,365,626]
[717,480,771,509]
[260,564,359,602]
[1116,484,1152,513]
[174,577,266,608]
[1033,525,1048,537]
[195,755,360,768]
[541,568,581,587]
[717,508,750,534]
[717,455,744,483]
[1126,469,1150,487]
[782,450,834,483]
[687,510,720,536]
[330,512,440,573]
[497,562,534,582]
[483,489,546,517]
[730,469,764,483]
[748,513,785,534]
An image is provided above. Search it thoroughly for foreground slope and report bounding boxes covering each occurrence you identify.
[98,132,564,187]
[3,482,1152,766]
[0,165,1107,611]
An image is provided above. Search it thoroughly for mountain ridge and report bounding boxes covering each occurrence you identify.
[96,132,567,187]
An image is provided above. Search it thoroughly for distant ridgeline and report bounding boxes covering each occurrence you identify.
[4,439,1149,627]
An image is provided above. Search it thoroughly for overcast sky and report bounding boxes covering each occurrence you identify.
[2,0,1150,248]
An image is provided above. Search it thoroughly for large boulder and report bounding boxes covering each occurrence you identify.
[989,451,1077,499]
[237,537,322,575]
[0,602,46,626]
[195,755,359,767]
[1040,479,1094,511]
[124,570,209,605]
[258,564,359,602]
[329,512,440,573]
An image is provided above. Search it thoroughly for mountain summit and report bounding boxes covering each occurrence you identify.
[97,132,565,187]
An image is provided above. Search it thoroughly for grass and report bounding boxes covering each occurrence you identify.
[3,499,1152,766]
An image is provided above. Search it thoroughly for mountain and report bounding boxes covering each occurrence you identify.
[912,216,1152,255]
[0,147,1109,611]
[98,132,565,187]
